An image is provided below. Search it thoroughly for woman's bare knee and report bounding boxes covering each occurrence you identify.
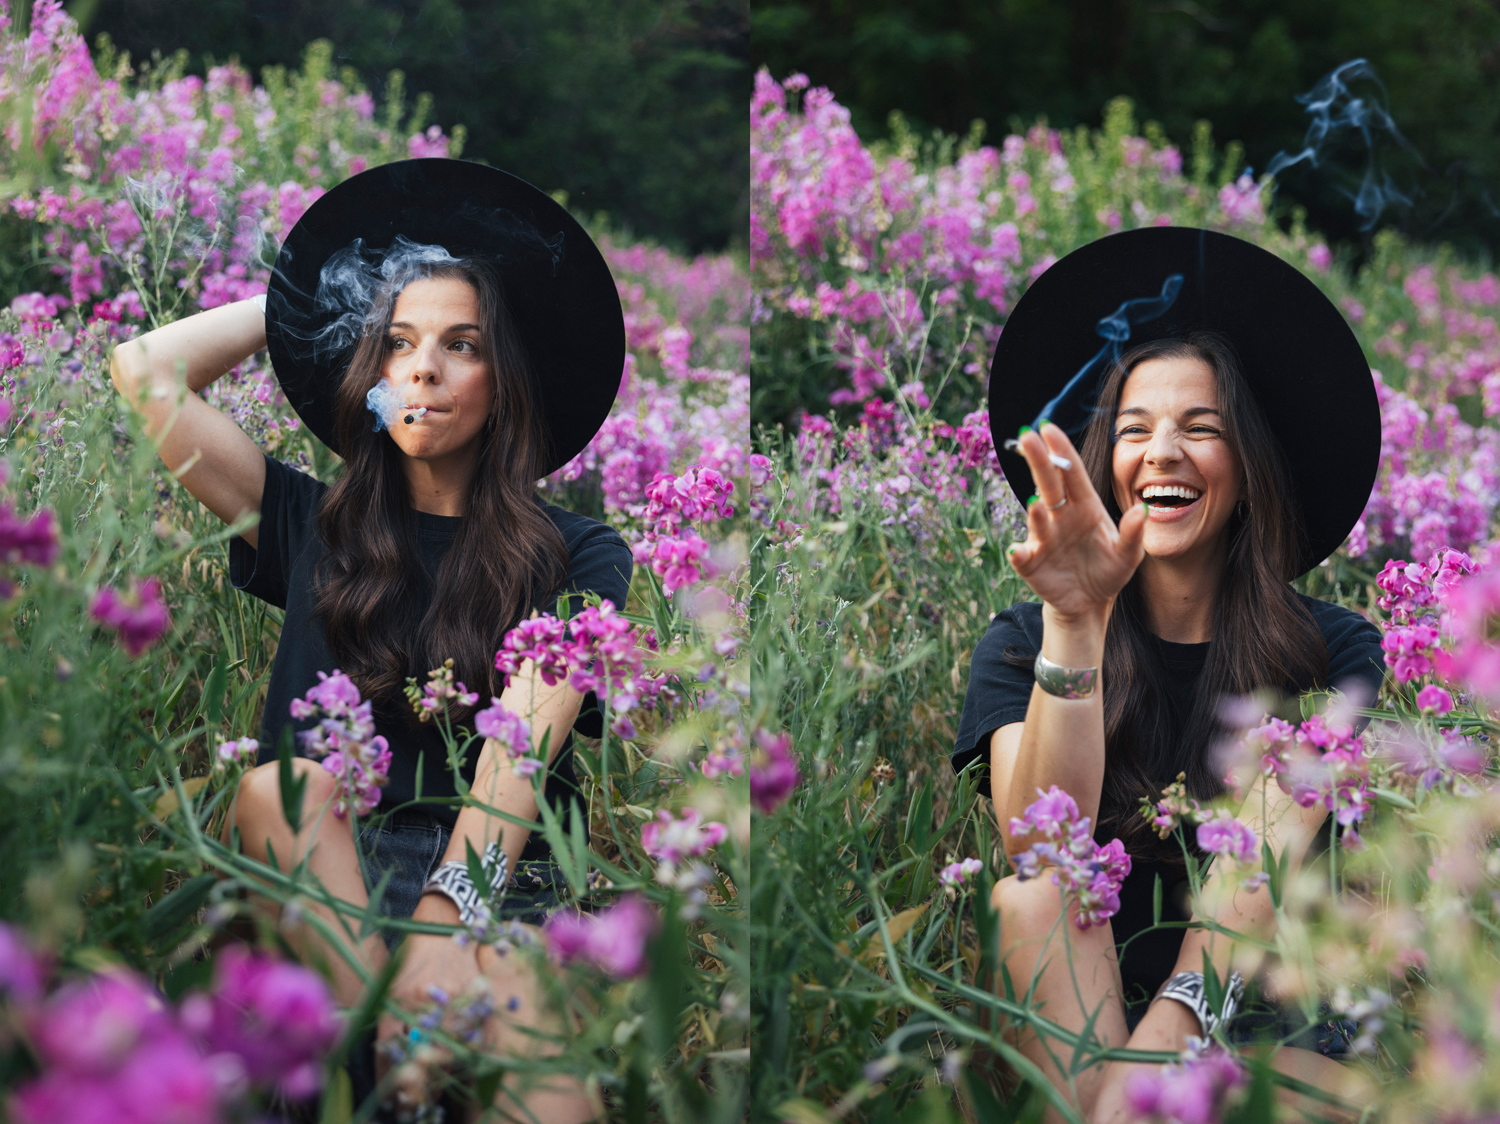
[993,873,1069,942]
[223,758,339,852]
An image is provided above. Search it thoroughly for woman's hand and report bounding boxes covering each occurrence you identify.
[1006,423,1147,623]
[375,930,486,1089]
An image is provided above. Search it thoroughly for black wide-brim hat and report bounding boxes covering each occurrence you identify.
[988,226,1378,574]
[265,158,624,474]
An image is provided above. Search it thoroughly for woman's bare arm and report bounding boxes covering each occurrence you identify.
[989,424,1147,851]
[109,299,268,547]
[412,659,585,929]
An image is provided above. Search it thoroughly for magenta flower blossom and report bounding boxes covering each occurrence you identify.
[0,503,58,567]
[495,613,572,687]
[88,577,170,657]
[474,697,543,776]
[749,730,800,814]
[289,670,391,818]
[1124,1040,1247,1124]
[0,923,45,1004]
[179,946,341,1101]
[938,857,984,889]
[1416,684,1455,714]
[1438,566,1500,699]
[1195,813,1259,865]
[1008,787,1132,930]
[544,895,661,978]
[215,736,259,769]
[641,808,729,867]
[1244,712,1372,847]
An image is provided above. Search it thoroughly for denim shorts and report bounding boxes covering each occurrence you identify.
[345,809,566,1119]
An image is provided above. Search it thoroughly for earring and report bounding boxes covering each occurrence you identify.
[1235,498,1250,521]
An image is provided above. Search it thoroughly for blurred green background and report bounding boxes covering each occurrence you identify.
[752,0,1500,260]
[65,0,749,253]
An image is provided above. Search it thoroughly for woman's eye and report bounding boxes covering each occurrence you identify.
[1114,425,1147,439]
[385,336,409,351]
[1187,426,1221,437]
[450,338,476,353]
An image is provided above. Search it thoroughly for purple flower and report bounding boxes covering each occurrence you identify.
[641,808,729,867]
[1007,785,1081,842]
[215,737,258,769]
[1124,1041,1247,1124]
[474,698,531,758]
[290,671,390,817]
[1195,814,1259,865]
[544,895,660,978]
[938,857,984,890]
[0,504,58,567]
[1007,787,1131,930]
[1416,684,1455,714]
[0,923,45,1004]
[28,971,175,1077]
[88,578,170,657]
[749,730,800,814]
[182,945,341,1100]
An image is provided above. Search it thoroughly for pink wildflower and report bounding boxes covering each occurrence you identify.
[544,895,660,978]
[88,577,170,657]
[749,730,800,814]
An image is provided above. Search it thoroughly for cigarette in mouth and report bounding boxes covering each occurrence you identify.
[402,407,428,424]
[1001,438,1071,471]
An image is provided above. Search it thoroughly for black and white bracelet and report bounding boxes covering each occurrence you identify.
[421,841,509,929]
[1154,969,1245,1038]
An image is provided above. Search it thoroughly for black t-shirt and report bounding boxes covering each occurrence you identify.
[230,455,633,860]
[951,594,1385,1006]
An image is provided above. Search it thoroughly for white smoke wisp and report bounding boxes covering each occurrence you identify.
[365,381,402,432]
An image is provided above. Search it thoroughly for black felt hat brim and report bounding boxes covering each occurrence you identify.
[988,227,1378,574]
[265,159,624,474]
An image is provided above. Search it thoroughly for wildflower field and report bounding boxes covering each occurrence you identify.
[0,4,750,1121]
[750,67,1500,1124]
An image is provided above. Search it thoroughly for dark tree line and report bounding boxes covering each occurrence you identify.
[753,0,1500,259]
[69,0,749,253]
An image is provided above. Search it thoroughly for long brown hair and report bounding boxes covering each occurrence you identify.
[1077,331,1329,857]
[313,257,568,724]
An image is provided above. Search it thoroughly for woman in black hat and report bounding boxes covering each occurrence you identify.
[952,228,1385,1118]
[111,160,628,1121]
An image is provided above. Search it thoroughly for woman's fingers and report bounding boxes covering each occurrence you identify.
[1016,427,1066,511]
[1117,496,1148,561]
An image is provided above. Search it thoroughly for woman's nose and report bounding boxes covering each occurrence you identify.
[407,339,441,382]
[1144,426,1184,464]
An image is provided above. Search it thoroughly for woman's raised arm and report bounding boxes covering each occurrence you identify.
[991,423,1148,851]
[109,298,269,547]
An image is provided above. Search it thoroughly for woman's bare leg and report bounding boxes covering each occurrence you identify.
[221,758,387,1006]
[469,934,596,1123]
[992,874,1131,1122]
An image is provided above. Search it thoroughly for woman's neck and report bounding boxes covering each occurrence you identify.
[1135,545,1227,644]
[401,443,480,517]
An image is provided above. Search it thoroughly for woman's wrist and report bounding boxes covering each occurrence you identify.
[413,890,463,926]
[1039,601,1109,667]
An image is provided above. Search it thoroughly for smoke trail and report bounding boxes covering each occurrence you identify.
[1027,272,1184,435]
[269,214,567,367]
[1263,59,1423,231]
[365,381,402,432]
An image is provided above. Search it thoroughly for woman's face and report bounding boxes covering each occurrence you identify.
[375,275,494,463]
[1110,354,1244,565]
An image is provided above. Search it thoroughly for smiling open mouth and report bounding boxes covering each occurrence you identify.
[1140,484,1201,508]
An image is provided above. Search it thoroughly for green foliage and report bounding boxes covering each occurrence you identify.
[752,0,1500,259]
[81,0,750,253]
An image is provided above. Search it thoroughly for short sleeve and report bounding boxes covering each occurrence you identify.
[951,601,1044,781]
[228,455,328,610]
[543,508,633,616]
[1301,595,1386,701]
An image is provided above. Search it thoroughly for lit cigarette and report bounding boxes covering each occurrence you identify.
[402,406,428,424]
[1001,438,1071,471]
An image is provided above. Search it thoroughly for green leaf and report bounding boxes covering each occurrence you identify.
[143,873,216,943]
[906,777,934,855]
[465,836,490,900]
[473,1068,503,1113]
[203,651,227,730]
[277,724,305,835]
[319,1065,353,1124]
[1151,872,1163,926]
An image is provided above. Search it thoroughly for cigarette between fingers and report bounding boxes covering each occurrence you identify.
[1001,438,1071,471]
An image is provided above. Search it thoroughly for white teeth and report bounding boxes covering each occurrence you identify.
[1142,484,1201,500]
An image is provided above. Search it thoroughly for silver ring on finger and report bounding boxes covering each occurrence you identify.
[1047,494,1068,511]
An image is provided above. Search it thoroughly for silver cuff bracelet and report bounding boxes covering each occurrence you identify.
[1154,969,1245,1038]
[1032,652,1098,699]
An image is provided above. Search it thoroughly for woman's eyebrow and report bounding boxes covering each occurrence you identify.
[387,321,482,333]
[1181,406,1222,418]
